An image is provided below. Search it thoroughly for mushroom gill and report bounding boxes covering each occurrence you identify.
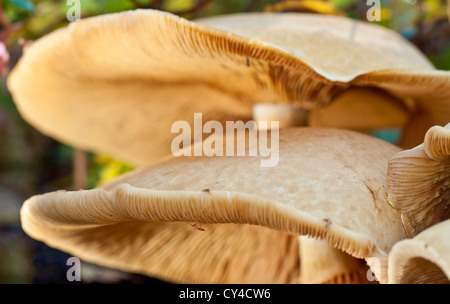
[387,123,450,237]
[388,219,450,284]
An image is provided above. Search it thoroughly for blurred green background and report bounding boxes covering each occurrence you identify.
[0,0,449,283]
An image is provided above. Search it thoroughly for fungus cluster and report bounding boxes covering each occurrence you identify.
[7,9,450,284]
[8,10,450,166]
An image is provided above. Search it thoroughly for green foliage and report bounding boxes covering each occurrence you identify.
[429,46,450,70]
[331,0,356,10]
[200,0,278,17]
[87,154,134,189]
[0,84,18,115]
[48,143,73,166]
[163,0,194,11]
[0,236,36,284]
[74,0,134,15]
[101,0,135,13]
[4,0,35,13]
[389,1,417,32]
[3,0,35,23]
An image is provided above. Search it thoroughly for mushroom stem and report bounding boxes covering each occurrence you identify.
[365,251,389,284]
[397,111,434,149]
[73,149,88,190]
[252,103,309,129]
[299,237,374,284]
[309,87,409,133]
[252,104,374,284]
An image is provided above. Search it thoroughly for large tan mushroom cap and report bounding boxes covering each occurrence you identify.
[21,128,406,283]
[388,219,450,284]
[195,12,432,80]
[387,123,450,237]
[8,10,450,166]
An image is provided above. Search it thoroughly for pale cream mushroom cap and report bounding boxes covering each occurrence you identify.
[388,219,450,284]
[387,123,450,237]
[8,10,450,166]
[21,127,406,283]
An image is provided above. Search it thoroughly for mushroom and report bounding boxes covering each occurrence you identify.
[194,12,450,148]
[9,9,449,284]
[387,123,450,237]
[253,103,373,283]
[388,219,450,284]
[21,127,412,284]
[385,122,449,284]
[7,10,450,168]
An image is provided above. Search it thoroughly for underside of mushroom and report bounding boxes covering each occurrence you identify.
[298,237,375,284]
[388,219,450,284]
[387,123,450,237]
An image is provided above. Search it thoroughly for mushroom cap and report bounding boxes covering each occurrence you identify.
[21,127,406,283]
[388,219,450,284]
[195,12,432,81]
[8,10,450,166]
[387,123,450,237]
